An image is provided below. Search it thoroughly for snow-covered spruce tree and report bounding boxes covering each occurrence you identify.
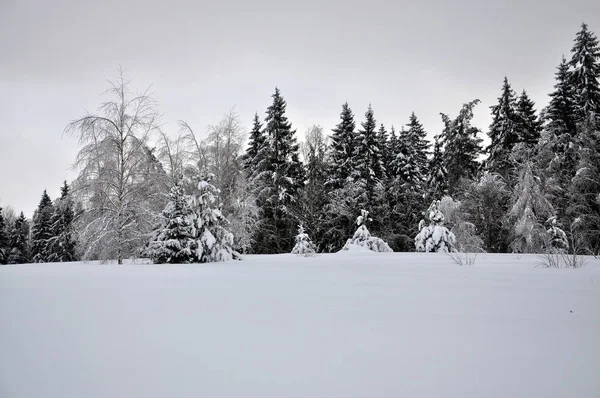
[562,23,600,254]
[390,126,424,187]
[291,224,316,256]
[161,111,247,254]
[252,88,305,254]
[376,124,391,169]
[568,124,600,254]
[508,159,555,253]
[47,182,77,262]
[146,181,197,264]
[546,217,569,253]
[189,174,239,262]
[569,23,600,124]
[516,90,543,148]
[30,190,54,263]
[342,209,392,252]
[485,77,520,181]
[354,105,386,208]
[406,112,430,178]
[545,56,577,136]
[427,134,448,199]
[415,200,456,253]
[386,118,430,251]
[326,102,357,190]
[65,69,167,264]
[386,126,400,179]
[537,59,579,221]
[8,212,30,264]
[440,100,483,192]
[242,113,266,173]
[0,207,8,264]
[321,104,360,252]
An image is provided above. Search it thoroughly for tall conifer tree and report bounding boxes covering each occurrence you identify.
[516,90,542,148]
[0,207,8,264]
[545,56,576,135]
[242,113,266,173]
[486,77,520,179]
[8,212,29,264]
[47,182,77,262]
[31,190,54,262]
[569,23,600,123]
[253,88,304,253]
[326,102,356,189]
[354,104,386,206]
[441,100,483,191]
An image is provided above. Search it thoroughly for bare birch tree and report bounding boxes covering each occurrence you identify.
[65,69,166,264]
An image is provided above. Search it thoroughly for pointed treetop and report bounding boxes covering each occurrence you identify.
[60,181,70,199]
[38,190,52,209]
[569,22,600,119]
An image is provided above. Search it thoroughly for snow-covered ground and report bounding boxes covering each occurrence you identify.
[1,251,599,398]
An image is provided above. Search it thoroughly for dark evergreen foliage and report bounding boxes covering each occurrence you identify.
[242,113,266,172]
[47,182,77,262]
[147,182,197,263]
[252,88,305,253]
[406,112,430,176]
[326,102,357,189]
[486,78,520,179]
[569,23,600,123]
[545,57,577,136]
[516,90,542,148]
[427,135,448,199]
[0,207,8,264]
[441,100,483,191]
[354,104,386,207]
[8,212,29,264]
[30,190,54,262]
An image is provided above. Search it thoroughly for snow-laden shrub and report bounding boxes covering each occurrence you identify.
[546,217,568,253]
[342,210,393,252]
[415,200,456,253]
[291,224,316,256]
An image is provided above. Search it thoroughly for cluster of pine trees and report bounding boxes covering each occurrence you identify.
[241,23,600,256]
[0,182,77,264]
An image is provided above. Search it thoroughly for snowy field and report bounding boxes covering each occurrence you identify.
[1,251,600,398]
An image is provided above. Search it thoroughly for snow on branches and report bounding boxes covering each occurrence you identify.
[291,224,316,256]
[342,210,393,252]
[147,174,239,264]
[415,200,456,253]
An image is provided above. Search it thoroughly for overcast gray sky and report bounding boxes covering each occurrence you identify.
[1,0,599,217]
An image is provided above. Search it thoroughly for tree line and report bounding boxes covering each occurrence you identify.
[1,22,598,264]
[0,182,76,264]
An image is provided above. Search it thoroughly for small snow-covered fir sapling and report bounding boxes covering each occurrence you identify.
[190,174,240,262]
[342,209,393,252]
[415,200,456,253]
[147,182,197,264]
[546,216,568,253]
[291,224,316,256]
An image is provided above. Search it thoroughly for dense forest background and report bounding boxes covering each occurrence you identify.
[1,23,599,264]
